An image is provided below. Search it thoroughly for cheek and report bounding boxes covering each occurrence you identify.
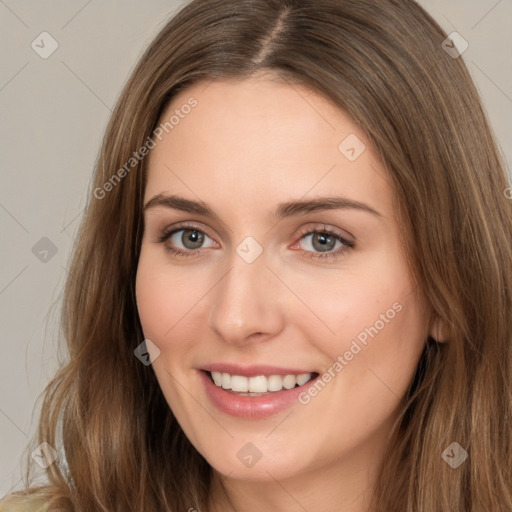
[291,257,418,350]
[135,253,202,411]
[135,250,202,345]
[135,263,171,342]
[324,281,425,415]
[135,248,223,388]
[289,274,425,451]
[287,248,426,402]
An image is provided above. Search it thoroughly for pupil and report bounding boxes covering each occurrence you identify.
[183,229,203,249]
[313,233,335,252]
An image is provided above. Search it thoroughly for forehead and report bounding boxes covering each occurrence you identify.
[144,75,393,221]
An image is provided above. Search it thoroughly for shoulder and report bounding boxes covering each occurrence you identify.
[0,494,50,512]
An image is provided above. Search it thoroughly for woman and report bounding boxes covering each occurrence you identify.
[2,0,511,510]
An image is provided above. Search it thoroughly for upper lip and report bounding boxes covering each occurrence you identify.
[201,363,317,377]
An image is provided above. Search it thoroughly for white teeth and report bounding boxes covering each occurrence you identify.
[248,375,267,393]
[296,373,311,386]
[282,374,296,389]
[212,372,223,387]
[230,375,249,392]
[210,371,314,393]
[267,375,283,392]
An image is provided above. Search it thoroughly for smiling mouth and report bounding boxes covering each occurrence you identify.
[205,370,319,396]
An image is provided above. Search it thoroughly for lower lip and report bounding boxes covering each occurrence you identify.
[199,370,318,419]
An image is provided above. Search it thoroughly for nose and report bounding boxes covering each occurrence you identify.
[208,250,285,346]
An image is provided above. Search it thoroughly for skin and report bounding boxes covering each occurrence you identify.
[135,72,438,512]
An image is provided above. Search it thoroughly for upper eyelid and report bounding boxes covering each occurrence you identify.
[295,224,353,241]
[160,221,217,241]
[146,205,358,237]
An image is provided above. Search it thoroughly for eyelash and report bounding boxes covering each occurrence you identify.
[156,222,355,261]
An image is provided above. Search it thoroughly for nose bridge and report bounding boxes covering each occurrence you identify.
[208,248,283,344]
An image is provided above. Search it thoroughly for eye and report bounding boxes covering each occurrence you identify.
[156,223,217,258]
[155,222,354,261]
[293,225,354,261]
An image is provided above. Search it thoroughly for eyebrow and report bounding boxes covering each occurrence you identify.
[143,193,382,220]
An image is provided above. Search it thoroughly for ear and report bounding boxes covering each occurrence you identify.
[429,317,449,343]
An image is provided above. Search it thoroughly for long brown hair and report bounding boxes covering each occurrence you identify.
[8,0,512,510]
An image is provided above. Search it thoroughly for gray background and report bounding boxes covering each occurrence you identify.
[1,0,511,498]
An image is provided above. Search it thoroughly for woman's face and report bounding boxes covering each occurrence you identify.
[136,74,428,489]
